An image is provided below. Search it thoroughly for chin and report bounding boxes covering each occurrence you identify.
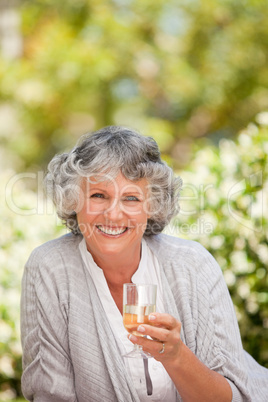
[100,245,125,256]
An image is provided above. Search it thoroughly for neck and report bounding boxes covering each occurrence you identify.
[100,254,140,289]
[88,243,142,290]
[95,249,141,315]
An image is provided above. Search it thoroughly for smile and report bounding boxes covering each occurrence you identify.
[96,225,128,236]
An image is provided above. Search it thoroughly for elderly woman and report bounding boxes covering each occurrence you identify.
[21,126,267,402]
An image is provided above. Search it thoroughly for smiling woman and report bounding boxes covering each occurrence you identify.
[20,126,268,402]
[45,126,180,236]
[75,173,150,273]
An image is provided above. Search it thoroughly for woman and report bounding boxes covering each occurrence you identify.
[21,126,268,402]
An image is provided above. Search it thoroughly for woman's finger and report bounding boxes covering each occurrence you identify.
[136,324,172,343]
[128,332,181,361]
[128,333,165,354]
[148,312,178,330]
[136,313,181,343]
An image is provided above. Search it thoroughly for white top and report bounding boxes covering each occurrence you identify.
[79,237,177,402]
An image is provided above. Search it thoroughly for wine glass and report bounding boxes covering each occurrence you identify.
[123,283,157,358]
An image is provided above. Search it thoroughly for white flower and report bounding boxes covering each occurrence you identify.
[237,282,250,299]
[256,111,268,126]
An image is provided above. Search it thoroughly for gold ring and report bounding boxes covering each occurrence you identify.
[159,342,165,354]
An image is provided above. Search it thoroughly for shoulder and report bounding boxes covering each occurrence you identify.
[145,233,222,276]
[145,233,210,260]
[30,232,82,256]
[25,232,83,271]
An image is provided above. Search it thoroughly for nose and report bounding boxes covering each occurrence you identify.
[104,198,123,221]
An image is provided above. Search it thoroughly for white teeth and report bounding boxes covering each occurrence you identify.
[97,226,127,236]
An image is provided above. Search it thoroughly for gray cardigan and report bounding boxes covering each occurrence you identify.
[21,233,268,401]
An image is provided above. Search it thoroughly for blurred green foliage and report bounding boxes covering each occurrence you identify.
[172,117,268,367]
[0,169,66,399]
[0,0,268,399]
[1,0,268,169]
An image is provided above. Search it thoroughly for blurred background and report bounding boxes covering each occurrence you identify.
[0,0,267,399]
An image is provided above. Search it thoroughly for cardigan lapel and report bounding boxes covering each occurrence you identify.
[80,254,140,402]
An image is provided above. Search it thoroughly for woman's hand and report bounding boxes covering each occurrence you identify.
[128,312,232,402]
[128,312,183,362]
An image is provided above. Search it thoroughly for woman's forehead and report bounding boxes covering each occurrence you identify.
[81,172,149,193]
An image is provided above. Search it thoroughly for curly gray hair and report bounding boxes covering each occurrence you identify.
[44,126,182,235]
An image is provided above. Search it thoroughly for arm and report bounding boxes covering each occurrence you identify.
[129,313,232,402]
[165,339,232,402]
[20,248,77,402]
[128,244,251,401]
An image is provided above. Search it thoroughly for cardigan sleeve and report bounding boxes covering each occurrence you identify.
[20,248,77,402]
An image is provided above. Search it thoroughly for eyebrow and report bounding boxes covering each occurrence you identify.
[88,188,144,196]
[123,191,144,195]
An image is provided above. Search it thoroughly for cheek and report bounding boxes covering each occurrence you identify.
[89,201,108,213]
[76,204,95,226]
[74,190,86,214]
[135,218,149,237]
[77,220,94,238]
[78,200,106,218]
[141,200,151,219]
[135,210,150,228]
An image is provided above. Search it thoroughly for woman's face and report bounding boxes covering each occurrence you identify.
[76,172,151,263]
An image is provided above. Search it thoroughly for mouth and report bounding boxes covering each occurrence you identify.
[96,225,128,236]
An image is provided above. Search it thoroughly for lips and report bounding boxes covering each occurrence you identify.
[96,225,128,236]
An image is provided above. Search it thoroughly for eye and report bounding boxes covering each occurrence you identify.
[91,193,105,199]
[125,196,140,202]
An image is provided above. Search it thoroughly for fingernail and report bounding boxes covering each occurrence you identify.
[128,334,138,342]
[137,325,145,333]
[149,314,156,321]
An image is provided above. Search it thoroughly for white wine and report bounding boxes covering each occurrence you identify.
[123,304,155,336]
[122,284,157,358]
